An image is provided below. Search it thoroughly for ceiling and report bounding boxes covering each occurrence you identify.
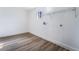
[24,7,35,10]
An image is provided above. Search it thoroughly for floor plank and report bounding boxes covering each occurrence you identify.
[0,33,69,51]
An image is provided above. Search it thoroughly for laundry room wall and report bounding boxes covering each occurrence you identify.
[29,7,79,50]
[0,7,29,37]
[71,7,79,50]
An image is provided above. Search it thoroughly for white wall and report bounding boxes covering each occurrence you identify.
[29,7,79,50]
[0,7,29,37]
[71,8,79,50]
[1,7,79,50]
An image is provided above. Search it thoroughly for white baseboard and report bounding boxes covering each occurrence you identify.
[47,39,78,51]
[30,32,78,51]
[0,32,28,38]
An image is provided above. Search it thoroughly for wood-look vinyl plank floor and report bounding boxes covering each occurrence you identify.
[0,33,69,51]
